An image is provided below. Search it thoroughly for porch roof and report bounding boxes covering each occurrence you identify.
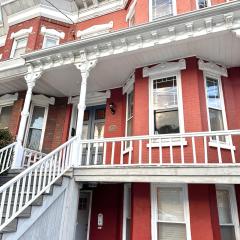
[0,0,240,97]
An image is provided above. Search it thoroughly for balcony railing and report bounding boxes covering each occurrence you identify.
[76,130,240,167]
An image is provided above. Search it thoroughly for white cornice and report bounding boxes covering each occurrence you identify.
[143,59,186,78]
[123,73,135,94]
[77,21,113,39]
[0,93,18,106]
[41,26,65,39]
[68,91,111,106]
[10,27,33,39]
[32,94,55,106]
[198,59,228,77]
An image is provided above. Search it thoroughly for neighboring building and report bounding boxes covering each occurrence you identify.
[0,0,240,240]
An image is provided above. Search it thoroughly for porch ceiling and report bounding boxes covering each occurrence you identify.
[0,30,239,97]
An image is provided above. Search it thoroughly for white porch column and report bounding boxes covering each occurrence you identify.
[12,70,42,169]
[73,59,97,166]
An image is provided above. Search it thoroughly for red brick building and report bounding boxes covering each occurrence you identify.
[0,0,240,239]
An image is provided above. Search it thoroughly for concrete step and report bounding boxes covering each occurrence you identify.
[2,206,32,218]
[0,218,18,233]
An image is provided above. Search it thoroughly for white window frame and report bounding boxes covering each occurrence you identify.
[149,72,185,136]
[126,0,137,27]
[151,183,191,240]
[149,0,177,22]
[10,36,28,59]
[42,34,60,49]
[216,185,240,240]
[24,104,49,151]
[122,183,131,240]
[196,0,211,10]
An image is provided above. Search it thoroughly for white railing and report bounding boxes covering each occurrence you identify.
[77,130,240,166]
[0,136,77,231]
[0,143,16,174]
[22,148,46,168]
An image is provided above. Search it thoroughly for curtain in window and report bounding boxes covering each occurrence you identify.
[152,0,173,20]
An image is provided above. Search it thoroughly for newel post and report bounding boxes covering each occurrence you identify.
[73,58,98,166]
[12,70,42,169]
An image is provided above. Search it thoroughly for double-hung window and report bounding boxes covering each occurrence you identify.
[25,105,48,151]
[0,105,13,129]
[152,75,181,135]
[42,35,59,49]
[151,184,191,240]
[10,37,28,58]
[126,90,134,137]
[216,186,240,240]
[151,0,174,20]
[197,0,211,9]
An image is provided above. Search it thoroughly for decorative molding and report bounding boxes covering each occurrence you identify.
[126,0,137,22]
[68,91,111,106]
[0,93,18,106]
[143,59,186,78]
[77,21,113,39]
[198,59,228,77]
[123,73,135,94]
[10,27,33,39]
[31,94,55,106]
[41,26,65,39]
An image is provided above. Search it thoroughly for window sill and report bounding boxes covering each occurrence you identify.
[147,139,188,148]
[209,141,236,151]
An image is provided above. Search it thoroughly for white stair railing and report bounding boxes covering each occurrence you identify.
[22,148,47,168]
[0,143,16,174]
[0,136,77,231]
[77,130,240,166]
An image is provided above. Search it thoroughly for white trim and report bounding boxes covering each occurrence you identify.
[123,73,135,95]
[10,27,33,39]
[24,104,49,151]
[143,59,186,78]
[198,59,228,77]
[0,93,18,106]
[196,0,211,10]
[68,91,110,107]
[126,0,137,22]
[0,35,7,47]
[77,21,113,39]
[122,183,131,240]
[151,183,191,240]
[42,35,60,49]
[31,94,55,107]
[10,36,28,59]
[41,26,65,39]
[148,70,185,135]
[216,185,240,240]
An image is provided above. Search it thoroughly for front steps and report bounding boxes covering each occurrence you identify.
[0,170,67,240]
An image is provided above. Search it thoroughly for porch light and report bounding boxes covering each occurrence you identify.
[109,102,116,115]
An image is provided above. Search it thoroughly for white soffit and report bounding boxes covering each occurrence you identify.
[31,94,55,106]
[198,59,228,77]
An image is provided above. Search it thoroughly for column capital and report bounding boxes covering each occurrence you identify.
[24,71,42,89]
[75,59,98,80]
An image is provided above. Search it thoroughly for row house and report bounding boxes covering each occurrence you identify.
[0,0,240,239]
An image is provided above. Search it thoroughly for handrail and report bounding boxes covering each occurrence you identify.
[22,148,47,168]
[0,142,16,175]
[0,136,78,231]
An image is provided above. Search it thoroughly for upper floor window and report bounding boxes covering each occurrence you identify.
[0,105,12,129]
[126,0,137,27]
[42,35,59,49]
[151,0,174,20]
[197,0,211,9]
[151,184,191,240]
[216,186,240,240]
[10,37,27,58]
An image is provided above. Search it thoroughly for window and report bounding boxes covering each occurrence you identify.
[197,0,210,9]
[126,91,134,137]
[25,105,48,151]
[151,184,191,240]
[216,186,240,240]
[152,76,181,135]
[151,0,174,20]
[205,76,227,141]
[42,35,59,49]
[0,105,12,129]
[10,37,28,58]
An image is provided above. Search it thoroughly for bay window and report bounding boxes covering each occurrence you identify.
[25,105,48,151]
[0,105,13,129]
[151,0,175,20]
[151,184,191,240]
[216,186,240,240]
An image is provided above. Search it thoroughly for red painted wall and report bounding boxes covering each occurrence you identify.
[188,184,221,240]
[89,184,123,240]
[131,183,151,240]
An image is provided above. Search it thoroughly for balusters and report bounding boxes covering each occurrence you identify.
[111,142,115,165]
[128,141,132,164]
[120,141,123,165]
[169,138,173,164]
[204,136,208,164]
[94,143,99,165]
[103,142,107,165]
[139,140,142,165]
[216,135,222,164]
[192,137,197,164]
[149,139,152,164]
[180,137,184,164]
